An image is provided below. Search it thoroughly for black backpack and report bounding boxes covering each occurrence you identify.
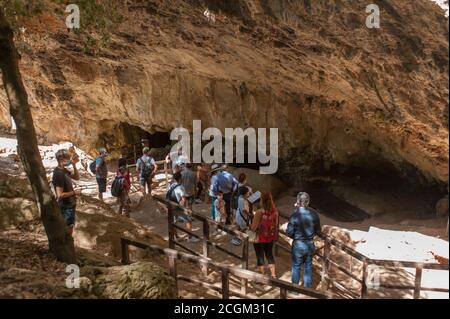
[140,156,155,177]
[166,183,181,203]
[111,176,124,197]
[89,160,97,174]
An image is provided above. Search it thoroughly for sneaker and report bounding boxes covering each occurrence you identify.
[189,237,201,243]
[231,238,242,246]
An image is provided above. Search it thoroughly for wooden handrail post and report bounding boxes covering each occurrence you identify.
[320,239,331,291]
[274,241,279,257]
[241,237,249,295]
[168,255,178,298]
[360,259,369,299]
[202,220,210,276]
[168,204,175,249]
[280,287,287,299]
[121,239,130,265]
[414,265,423,299]
[164,160,169,187]
[222,268,230,299]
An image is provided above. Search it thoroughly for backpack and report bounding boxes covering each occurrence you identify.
[89,160,97,174]
[111,176,124,197]
[140,156,155,178]
[258,209,278,243]
[166,183,181,203]
[231,187,240,210]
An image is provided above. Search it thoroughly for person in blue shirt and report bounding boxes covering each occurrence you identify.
[95,147,108,202]
[287,192,322,288]
[209,164,238,225]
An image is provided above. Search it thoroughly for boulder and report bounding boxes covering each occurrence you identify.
[0,176,38,231]
[81,262,176,299]
[436,195,449,217]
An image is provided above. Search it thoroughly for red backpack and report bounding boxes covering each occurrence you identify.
[258,208,278,243]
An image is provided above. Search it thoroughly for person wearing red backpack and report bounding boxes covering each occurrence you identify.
[249,192,279,277]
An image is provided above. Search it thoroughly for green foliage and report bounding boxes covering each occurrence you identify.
[1,0,124,55]
[0,0,45,29]
[60,0,124,55]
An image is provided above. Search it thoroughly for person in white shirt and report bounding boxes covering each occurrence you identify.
[167,171,200,243]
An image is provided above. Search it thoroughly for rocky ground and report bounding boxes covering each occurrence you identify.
[0,138,177,298]
[1,136,449,298]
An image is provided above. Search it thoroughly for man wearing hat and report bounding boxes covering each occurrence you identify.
[166,146,189,174]
[209,164,238,225]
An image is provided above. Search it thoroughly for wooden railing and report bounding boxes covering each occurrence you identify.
[153,194,251,294]
[124,155,448,299]
[120,237,330,299]
[275,209,449,299]
[364,259,449,299]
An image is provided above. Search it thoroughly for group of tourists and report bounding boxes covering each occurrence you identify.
[166,161,322,288]
[51,145,158,225]
[52,144,322,289]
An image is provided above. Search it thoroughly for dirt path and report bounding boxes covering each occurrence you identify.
[116,178,328,299]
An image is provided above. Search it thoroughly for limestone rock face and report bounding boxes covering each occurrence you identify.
[227,167,287,198]
[436,195,449,216]
[0,0,448,186]
[81,262,176,299]
[0,175,38,230]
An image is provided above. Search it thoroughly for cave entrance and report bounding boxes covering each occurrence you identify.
[304,159,445,223]
[119,123,171,161]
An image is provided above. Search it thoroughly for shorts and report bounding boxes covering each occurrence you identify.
[61,206,76,227]
[254,242,275,266]
[96,177,107,193]
[210,197,217,220]
[173,208,193,224]
[140,175,152,188]
[118,190,131,212]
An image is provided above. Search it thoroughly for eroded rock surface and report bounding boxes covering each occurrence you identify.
[0,0,448,187]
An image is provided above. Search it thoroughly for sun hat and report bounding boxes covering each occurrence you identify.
[211,163,225,174]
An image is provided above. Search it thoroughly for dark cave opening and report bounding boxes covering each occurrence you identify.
[305,159,446,221]
[119,123,172,160]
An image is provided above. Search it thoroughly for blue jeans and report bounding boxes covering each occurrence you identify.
[291,240,315,288]
[96,177,107,193]
[210,197,217,220]
[61,206,76,227]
